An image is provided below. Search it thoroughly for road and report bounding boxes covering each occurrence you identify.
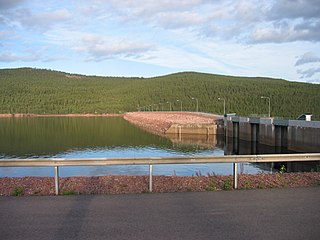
[0,187,319,240]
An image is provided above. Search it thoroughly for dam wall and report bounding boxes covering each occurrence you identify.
[166,122,224,135]
[226,116,320,152]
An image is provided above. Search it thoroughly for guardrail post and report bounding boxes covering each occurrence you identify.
[233,163,238,189]
[149,164,153,192]
[54,166,59,195]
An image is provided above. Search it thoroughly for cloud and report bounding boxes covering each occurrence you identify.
[295,51,320,82]
[269,0,320,20]
[0,0,25,11]
[0,52,38,62]
[108,0,320,44]
[249,0,320,43]
[250,19,320,43]
[295,52,320,66]
[297,67,320,78]
[108,0,210,15]
[17,9,72,31]
[306,79,320,84]
[156,11,205,29]
[77,35,154,62]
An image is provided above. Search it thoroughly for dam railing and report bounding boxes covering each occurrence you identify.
[1,153,320,195]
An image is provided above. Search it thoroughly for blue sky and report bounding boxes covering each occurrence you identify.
[0,0,319,83]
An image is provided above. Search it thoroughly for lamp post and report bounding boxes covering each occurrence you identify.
[167,101,171,111]
[154,104,158,111]
[159,103,163,111]
[261,96,271,117]
[176,99,182,112]
[191,97,198,112]
[218,98,226,116]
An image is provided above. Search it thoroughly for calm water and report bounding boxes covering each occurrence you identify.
[0,117,274,177]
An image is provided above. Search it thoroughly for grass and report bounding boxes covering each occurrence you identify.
[12,186,24,196]
[222,179,233,190]
[206,181,218,191]
[62,190,78,195]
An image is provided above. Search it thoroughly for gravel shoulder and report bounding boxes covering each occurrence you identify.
[1,172,319,196]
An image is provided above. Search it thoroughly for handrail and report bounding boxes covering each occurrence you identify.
[1,153,319,195]
[1,153,320,167]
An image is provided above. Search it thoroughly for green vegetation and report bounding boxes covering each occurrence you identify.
[205,181,218,191]
[12,186,24,196]
[62,190,77,195]
[279,165,287,174]
[1,68,319,119]
[222,178,233,190]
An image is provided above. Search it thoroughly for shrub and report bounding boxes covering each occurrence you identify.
[222,179,233,190]
[12,186,24,196]
[62,190,77,195]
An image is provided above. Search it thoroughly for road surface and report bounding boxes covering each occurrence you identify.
[0,187,319,240]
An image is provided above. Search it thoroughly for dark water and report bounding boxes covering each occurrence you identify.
[0,117,301,177]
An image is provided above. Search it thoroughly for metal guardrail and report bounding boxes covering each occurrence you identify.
[1,153,320,195]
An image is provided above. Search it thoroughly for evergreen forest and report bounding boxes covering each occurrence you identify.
[0,68,319,120]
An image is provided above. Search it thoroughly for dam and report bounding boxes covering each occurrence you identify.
[225,116,320,153]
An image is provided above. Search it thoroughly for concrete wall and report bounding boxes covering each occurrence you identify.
[166,124,218,135]
[288,126,320,152]
[225,117,320,152]
[226,121,234,138]
[258,124,276,146]
[238,122,251,141]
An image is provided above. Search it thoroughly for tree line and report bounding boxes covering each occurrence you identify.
[0,68,319,120]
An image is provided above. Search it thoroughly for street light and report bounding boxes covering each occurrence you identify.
[167,101,171,111]
[154,104,158,111]
[261,96,271,117]
[176,99,182,112]
[218,98,226,116]
[191,97,198,112]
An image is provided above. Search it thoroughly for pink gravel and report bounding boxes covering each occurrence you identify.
[0,113,123,118]
[1,173,319,196]
[124,112,222,135]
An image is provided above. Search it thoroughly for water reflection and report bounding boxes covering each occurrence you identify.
[0,117,307,177]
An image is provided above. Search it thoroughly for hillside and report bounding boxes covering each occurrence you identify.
[0,68,319,120]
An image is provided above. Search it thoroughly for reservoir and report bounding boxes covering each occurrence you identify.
[0,117,301,177]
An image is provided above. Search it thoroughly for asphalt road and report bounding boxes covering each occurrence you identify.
[0,187,319,240]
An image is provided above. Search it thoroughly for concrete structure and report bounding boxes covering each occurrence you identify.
[226,116,320,152]
[166,123,224,135]
[297,113,312,121]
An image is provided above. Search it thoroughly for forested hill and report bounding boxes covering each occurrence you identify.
[0,68,319,120]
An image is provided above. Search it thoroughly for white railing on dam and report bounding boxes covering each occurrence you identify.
[1,153,320,195]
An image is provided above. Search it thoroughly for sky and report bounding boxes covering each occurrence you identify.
[0,0,320,83]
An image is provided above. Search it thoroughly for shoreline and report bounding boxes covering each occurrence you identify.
[1,172,319,196]
[123,112,222,135]
[0,113,124,118]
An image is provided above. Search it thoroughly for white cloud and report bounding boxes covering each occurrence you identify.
[250,19,320,43]
[298,67,320,78]
[17,9,73,31]
[0,52,38,62]
[1,0,320,82]
[295,52,320,66]
[155,11,205,29]
[306,79,320,84]
[74,34,154,62]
